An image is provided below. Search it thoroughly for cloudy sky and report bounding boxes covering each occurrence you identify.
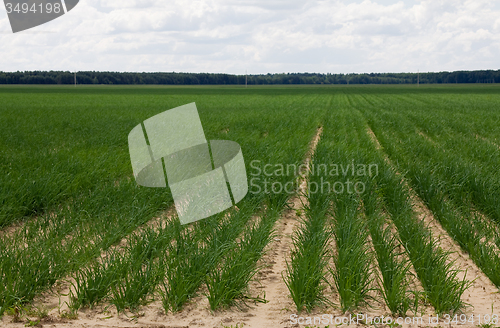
[1,0,499,74]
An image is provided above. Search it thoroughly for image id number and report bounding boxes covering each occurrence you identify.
[5,2,62,14]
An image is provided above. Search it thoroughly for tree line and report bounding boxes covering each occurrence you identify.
[0,70,499,85]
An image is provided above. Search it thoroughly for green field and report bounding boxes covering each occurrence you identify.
[1,84,500,319]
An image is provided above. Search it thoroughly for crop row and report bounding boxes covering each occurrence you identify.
[0,87,327,315]
[345,94,471,314]
[353,93,500,288]
[285,94,470,315]
[3,86,499,317]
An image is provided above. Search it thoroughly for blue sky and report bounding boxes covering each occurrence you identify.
[1,0,499,74]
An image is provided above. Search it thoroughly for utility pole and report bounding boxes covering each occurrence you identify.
[74,71,77,87]
[417,69,419,86]
[245,70,247,88]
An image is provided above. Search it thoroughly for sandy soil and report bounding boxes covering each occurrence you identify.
[411,194,500,317]
[0,220,24,239]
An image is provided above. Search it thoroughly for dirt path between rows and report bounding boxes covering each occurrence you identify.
[412,196,500,315]
[243,126,324,328]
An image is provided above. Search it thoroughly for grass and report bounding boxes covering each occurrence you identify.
[2,84,500,315]
[309,108,376,313]
[352,91,500,294]
[363,175,414,316]
[284,189,332,313]
[0,85,323,315]
[330,193,375,312]
[205,209,278,310]
[345,98,472,314]
[160,213,244,313]
[319,97,470,314]
[367,213,414,316]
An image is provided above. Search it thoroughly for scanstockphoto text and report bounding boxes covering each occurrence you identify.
[248,160,379,195]
[290,313,499,326]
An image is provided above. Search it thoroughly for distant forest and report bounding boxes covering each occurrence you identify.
[0,70,499,85]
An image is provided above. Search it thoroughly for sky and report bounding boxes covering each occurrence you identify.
[1,0,499,74]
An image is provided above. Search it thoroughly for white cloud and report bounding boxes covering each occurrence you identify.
[0,0,499,73]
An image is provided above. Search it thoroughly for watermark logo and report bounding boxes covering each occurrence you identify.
[4,0,79,33]
[249,160,379,195]
[128,103,248,225]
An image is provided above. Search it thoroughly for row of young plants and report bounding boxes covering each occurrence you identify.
[317,113,376,313]
[366,207,415,316]
[284,100,396,314]
[68,201,257,312]
[338,97,469,314]
[342,95,471,314]
[204,207,281,310]
[284,152,333,313]
[369,92,500,227]
[323,105,409,314]
[0,87,327,316]
[353,93,500,288]
[284,95,470,315]
[202,96,332,312]
[0,182,171,316]
[68,176,300,314]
